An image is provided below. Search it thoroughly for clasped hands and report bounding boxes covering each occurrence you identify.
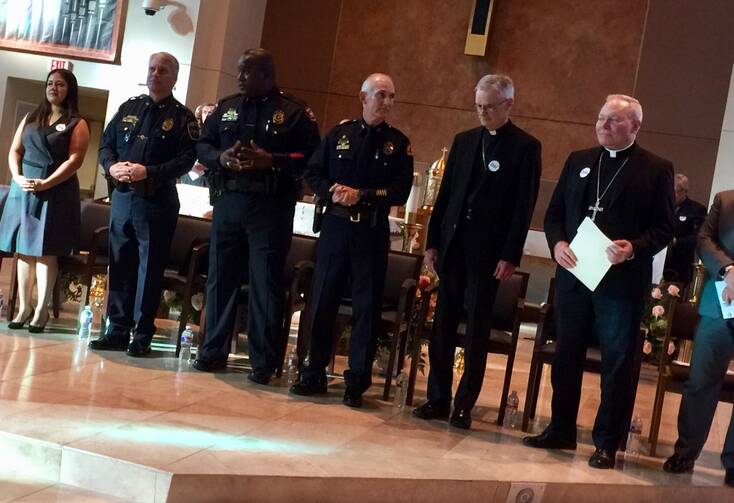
[219,140,273,172]
[14,175,47,193]
[553,239,634,269]
[329,183,360,206]
[109,161,147,183]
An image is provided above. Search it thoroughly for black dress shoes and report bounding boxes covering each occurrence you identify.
[88,336,129,351]
[450,409,472,430]
[412,401,451,421]
[247,370,272,385]
[662,453,695,474]
[8,312,33,329]
[343,387,363,408]
[126,340,151,357]
[588,448,616,469]
[289,377,328,396]
[192,358,228,372]
[522,429,577,450]
[725,469,734,487]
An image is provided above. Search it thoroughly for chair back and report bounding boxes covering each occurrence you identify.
[668,300,700,342]
[491,271,530,332]
[284,235,317,280]
[78,201,111,252]
[168,216,211,274]
[383,251,423,304]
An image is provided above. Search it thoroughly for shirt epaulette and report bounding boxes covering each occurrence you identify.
[279,91,307,109]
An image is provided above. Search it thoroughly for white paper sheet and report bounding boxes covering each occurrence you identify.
[567,217,614,292]
[715,281,734,319]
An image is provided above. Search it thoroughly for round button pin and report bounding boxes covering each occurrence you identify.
[488,160,500,172]
[580,167,591,178]
[55,123,66,132]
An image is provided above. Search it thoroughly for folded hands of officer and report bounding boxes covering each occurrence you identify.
[219,139,272,171]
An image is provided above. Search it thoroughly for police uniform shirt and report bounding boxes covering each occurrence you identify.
[305,119,413,208]
[196,88,320,186]
[99,94,198,193]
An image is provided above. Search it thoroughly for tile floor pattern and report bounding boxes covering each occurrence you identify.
[0,288,732,501]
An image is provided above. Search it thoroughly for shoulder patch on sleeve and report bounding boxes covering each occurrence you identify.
[187,120,200,140]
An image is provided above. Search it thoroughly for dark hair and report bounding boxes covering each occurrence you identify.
[27,69,80,127]
[243,48,276,81]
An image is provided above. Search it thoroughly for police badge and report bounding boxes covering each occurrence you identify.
[272,110,285,125]
[383,141,395,155]
[162,118,174,131]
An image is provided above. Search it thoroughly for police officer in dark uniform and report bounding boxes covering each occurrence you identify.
[192,48,320,384]
[90,52,197,356]
[290,73,413,408]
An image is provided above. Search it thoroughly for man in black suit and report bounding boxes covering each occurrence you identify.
[412,74,541,429]
[662,173,707,284]
[523,95,675,469]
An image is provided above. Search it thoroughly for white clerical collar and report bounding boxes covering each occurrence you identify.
[488,129,497,136]
[605,141,635,158]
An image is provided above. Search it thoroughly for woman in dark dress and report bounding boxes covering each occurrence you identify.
[0,69,89,332]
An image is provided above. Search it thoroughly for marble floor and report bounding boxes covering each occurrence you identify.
[0,269,732,501]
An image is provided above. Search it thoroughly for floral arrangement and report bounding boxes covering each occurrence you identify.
[642,282,681,362]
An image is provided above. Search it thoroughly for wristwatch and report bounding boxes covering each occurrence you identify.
[720,264,734,277]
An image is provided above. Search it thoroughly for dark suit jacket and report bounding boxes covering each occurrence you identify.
[697,190,734,319]
[426,120,541,273]
[544,144,675,297]
[663,196,707,282]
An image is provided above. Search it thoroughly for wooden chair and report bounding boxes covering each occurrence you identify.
[319,250,423,400]
[648,299,734,456]
[405,271,529,422]
[521,278,646,451]
[163,215,212,357]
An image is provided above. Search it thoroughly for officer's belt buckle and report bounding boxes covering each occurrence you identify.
[350,212,361,223]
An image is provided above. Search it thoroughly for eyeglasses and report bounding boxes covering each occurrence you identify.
[475,99,509,113]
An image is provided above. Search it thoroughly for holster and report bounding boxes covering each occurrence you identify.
[312,197,327,233]
[208,170,224,205]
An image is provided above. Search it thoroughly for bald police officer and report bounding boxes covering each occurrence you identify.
[290,73,413,408]
[90,52,197,356]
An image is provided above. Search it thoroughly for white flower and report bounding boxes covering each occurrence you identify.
[163,290,176,303]
[651,287,663,299]
[652,305,665,318]
[667,284,681,297]
[643,340,653,354]
[191,292,204,311]
[667,341,676,355]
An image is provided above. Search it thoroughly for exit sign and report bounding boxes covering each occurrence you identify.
[50,59,73,71]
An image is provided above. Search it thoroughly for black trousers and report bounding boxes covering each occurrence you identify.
[548,283,643,451]
[106,188,179,344]
[426,226,500,410]
[199,191,294,373]
[301,214,389,393]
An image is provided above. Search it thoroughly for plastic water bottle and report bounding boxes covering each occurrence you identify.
[393,373,408,409]
[78,305,93,339]
[625,416,644,461]
[285,347,299,385]
[179,326,193,368]
[504,390,520,428]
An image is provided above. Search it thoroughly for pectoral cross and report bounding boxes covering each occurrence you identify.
[588,199,604,221]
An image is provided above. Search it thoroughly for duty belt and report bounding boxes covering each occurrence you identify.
[326,204,372,223]
[224,178,269,193]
